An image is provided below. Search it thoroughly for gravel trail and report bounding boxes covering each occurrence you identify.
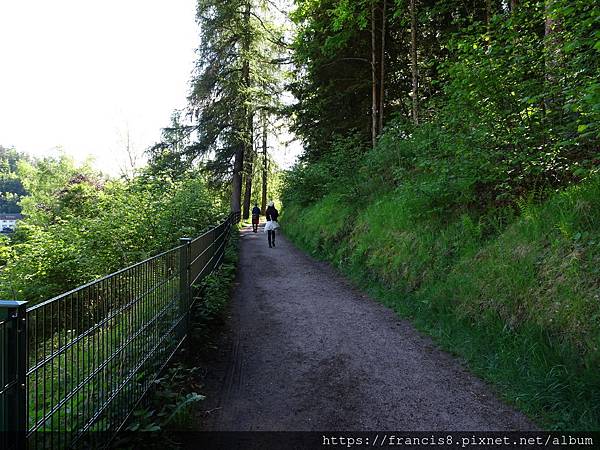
[205,225,534,431]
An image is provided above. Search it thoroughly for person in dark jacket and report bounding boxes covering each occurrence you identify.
[251,203,260,233]
[264,201,279,248]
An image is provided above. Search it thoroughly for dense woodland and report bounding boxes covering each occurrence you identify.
[286,0,598,199]
[280,0,599,431]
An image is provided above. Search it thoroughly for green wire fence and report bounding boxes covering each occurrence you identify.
[0,212,240,449]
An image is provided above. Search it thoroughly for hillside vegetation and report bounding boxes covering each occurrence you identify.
[283,155,599,430]
[282,0,599,430]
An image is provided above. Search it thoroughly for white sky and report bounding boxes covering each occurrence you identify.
[0,0,301,176]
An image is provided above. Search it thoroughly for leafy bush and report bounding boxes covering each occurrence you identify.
[281,132,368,208]
[126,365,205,433]
[0,155,225,304]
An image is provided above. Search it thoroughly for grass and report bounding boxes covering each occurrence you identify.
[282,175,600,431]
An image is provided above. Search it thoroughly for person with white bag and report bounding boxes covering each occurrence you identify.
[264,201,280,248]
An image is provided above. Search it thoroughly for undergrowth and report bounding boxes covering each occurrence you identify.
[282,174,600,431]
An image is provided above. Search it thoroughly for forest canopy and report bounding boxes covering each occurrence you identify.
[286,0,599,206]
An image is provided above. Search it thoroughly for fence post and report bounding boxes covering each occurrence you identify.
[224,216,230,251]
[0,300,28,450]
[220,215,232,267]
[178,238,192,338]
[208,226,216,272]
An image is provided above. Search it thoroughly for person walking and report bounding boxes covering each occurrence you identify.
[264,201,279,248]
[251,203,261,233]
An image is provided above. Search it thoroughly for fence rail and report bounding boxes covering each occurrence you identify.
[0,211,239,449]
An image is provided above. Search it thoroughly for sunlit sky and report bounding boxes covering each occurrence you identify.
[0,0,300,176]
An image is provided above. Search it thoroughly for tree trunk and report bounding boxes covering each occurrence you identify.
[510,0,518,12]
[544,0,561,123]
[379,0,386,134]
[545,0,558,37]
[410,0,419,125]
[240,0,252,220]
[371,0,379,147]
[231,146,243,213]
[242,115,254,220]
[261,114,268,215]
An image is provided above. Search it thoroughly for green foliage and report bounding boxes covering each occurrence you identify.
[249,154,283,208]
[289,0,372,160]
[283,173,600,430]
[17,153,98,226]
[290,0,599,199]
[190,231,240,335]
[146,111,197,182]
[437,0,599,196]
[0,145,29,213]
[125,365,205,433]
[0,235,11,266]
[0,155,225,304]
[281,132,367,207]
[283,2,600,425]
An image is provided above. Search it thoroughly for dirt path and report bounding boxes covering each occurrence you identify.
[201,225,534,431]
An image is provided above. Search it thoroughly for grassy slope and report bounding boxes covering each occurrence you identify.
[282,176,600,430]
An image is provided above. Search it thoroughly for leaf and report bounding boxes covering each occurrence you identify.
[162,393,205,426]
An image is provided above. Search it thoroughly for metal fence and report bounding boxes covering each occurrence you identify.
[0,212,239,449]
